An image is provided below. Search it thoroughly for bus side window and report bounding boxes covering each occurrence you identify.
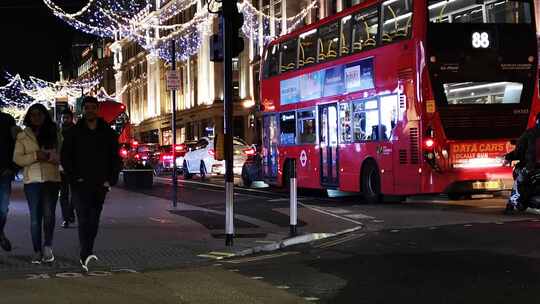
[339,103,352,143]
[340,16,352,56]
[279,111,297,145]
[352,102,367,141]
[381,0,412,44]
[318,21,340,63]
[352,7,379,53]
[299,29,317,67]
[380,95,399,141]
[280,39,298,73]
[263,44,280,78]
[297,109,317,144]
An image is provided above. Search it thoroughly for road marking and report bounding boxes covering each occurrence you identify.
[346,213,375,220]
[464,224,473,227]
[276,285,290,289]
[228,269,240,272]
[149,217,174,224]
[209,252,235,257]
[255,240,276,244]
[304,297,320,301]
[197,254,224,260]
[225,251,299,264]
[390,230,400,233]
[494,222,504,225]
[251,276,264,280]
[315,233,366,249]
[298,203,364,225]
[320,208,352,214]
[428,227,438,230]
[26,269,138,280]
[268,198,290,202]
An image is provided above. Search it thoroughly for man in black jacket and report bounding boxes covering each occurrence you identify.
[504,112,540,213]
[59,109,76,228]
[61,97,121,271]
[0,110,17,252]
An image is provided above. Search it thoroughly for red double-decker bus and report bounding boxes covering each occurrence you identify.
[260,0,538,201]
[98,99,131,144]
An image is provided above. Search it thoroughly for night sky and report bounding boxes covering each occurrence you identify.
[0,0,93,83]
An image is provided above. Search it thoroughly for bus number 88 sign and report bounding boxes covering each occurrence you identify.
[472,32,490,49]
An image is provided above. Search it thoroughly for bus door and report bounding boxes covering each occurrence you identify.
[318,103,339,186]
[376,95,399,192]
[262,114,278,180]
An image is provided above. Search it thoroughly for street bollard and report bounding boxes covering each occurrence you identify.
[290,159,298,237]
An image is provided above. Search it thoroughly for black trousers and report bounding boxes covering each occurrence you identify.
[59,173,75,222]
[72,183,107,260]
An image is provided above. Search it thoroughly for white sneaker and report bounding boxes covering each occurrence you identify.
[81,254,98,272]
[42,246,54,263]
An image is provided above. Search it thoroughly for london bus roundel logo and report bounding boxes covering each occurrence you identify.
[472,32,490,49]
[300,150,308,167]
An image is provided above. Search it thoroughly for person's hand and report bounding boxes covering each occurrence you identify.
[36,151,49,162]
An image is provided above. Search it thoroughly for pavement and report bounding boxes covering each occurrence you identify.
[2,174,540,303]
[2,266,308,304]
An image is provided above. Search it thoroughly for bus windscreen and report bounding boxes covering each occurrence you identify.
[428,0,532,24]
[443,82,524,105]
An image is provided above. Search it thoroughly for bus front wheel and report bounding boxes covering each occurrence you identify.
[361,161,382,204]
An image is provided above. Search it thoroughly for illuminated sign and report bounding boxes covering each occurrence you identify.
[472,32,490,49]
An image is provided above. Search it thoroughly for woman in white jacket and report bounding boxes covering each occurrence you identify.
[13,103,61,264]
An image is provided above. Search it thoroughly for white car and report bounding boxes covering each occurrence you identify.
[182,137,254,179]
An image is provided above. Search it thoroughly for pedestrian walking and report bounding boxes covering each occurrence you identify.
[13,104,61,264]
[61,96,121,272]
[0,109,18,252]
[59,109,75,228]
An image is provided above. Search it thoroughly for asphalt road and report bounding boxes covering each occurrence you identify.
[220,220,540,303]
[2,174,540,303]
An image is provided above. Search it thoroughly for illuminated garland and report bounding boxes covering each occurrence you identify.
[43,0,318,62]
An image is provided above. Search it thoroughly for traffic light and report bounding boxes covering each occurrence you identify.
[230,2,244,58]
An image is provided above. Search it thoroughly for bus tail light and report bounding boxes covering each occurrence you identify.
[424,138,435,150]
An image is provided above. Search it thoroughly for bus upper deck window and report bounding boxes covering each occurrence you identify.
[352,7,379,53]
[318,22,340,62]
[280,39,298,73]
[263,44,280,78]
[299,29,317,67]
[341,16,352,56]
[382,0,412,43]
[428,0,531,24]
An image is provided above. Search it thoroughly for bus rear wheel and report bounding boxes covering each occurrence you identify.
[361,161,382,204]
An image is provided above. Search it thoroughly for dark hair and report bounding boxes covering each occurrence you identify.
[81,96,99,108]
[61,109,73,117]
[23,103,57,149]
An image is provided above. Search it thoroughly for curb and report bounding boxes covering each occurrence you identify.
[233,225,364,257]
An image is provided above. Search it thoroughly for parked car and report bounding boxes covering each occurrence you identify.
[241,144,263,187]
[155,141,197,174]
[182,137,255,179]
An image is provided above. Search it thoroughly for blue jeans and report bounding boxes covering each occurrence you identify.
[24,182,60,252]
[0,173,12,236]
